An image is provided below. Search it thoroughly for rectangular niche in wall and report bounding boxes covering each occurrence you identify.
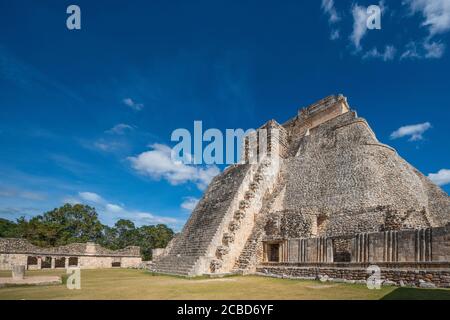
[112,258,121,267]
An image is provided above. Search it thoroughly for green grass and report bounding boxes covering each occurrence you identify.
[0,269,449,300]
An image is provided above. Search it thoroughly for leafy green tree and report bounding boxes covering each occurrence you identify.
[137,224,174,260]
[20,204,104,246]
[0,204,174,260]
[0,218,19,237]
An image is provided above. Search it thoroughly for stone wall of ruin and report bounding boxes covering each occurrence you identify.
[273,223,450,265]
[281,107,450,237]
[0,238,142,270]
[258,224,450,287]
[257,264,450,288]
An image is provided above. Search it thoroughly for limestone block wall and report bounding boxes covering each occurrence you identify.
[266,223,450,265]
[0,254,27,270]
[351,224,450,263]
[0,238,142,270]
[281,108,450,238]
[281,238,333,263]
[257,264,450,288]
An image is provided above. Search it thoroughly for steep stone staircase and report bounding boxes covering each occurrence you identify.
[153,157,282,276]
[233,173,286,273]
[208,158,280,274]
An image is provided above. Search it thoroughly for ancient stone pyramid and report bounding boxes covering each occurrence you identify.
[153,94,450,276]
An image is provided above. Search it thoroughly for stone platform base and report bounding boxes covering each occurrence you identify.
[256,263,450,288]
[203,272,234,278]
[0,276,62,287]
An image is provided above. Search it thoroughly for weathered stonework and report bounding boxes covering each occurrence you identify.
[153,94,450,280]
[0,238,142,270]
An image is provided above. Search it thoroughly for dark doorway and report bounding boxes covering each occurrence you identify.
[268,244,280,262]
[27,256,38,267]
[41,257,52,268]
[68,257,78,267]
[55,257,66,268]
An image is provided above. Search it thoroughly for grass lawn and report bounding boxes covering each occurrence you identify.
[0,269,449,300]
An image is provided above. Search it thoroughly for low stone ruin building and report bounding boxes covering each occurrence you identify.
[153,94,450,287]
[0,238,142,270]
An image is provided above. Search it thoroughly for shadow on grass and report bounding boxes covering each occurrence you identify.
[381,287,450,300]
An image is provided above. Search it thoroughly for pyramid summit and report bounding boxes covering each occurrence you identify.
[153,94,450,284]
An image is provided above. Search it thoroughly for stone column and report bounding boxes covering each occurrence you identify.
[65,257,69,268]
[12,265,25,280]
[51,257,55,269]
[37,256,42,270]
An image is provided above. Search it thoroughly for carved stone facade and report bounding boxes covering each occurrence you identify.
[0,238,142,270]
[153,94,450,280]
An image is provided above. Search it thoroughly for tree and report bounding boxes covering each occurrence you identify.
[0,204,175,260]
[19,204,104,246]
[137,224,174,260]
[0,218,19,237]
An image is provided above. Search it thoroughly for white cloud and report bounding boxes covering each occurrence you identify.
[79,191,104,204]
[105,123,134,135]
[135,212,181,226]
[350,4,368,50]
[0,188,46,201]
[105,203,123,213]
[321,0,341,24]
[128,143,220,190]
[428,169,450,186]
[400,41,422,59]
[65,191,184,229]
[181,197,199,211]
[400,40,446,59]
[330,29,340,40]
[390,122,432,141]
[404,0,450,36]
[122,98,144,111]
[424,41,446,58]
[363,45,396,61]
[92,139,126,152]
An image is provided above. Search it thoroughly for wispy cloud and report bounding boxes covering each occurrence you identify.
[404,0,450,36]
[363,45,397,61]
[49,154,93,175]
[390,122,432,141]
[428,169,450,186]
[105,123,134,135]
[400,40,446,59]
[424,41,446,58]
[0,187,46,201]
[90,139,128,153]
[330,29,340,40]
[321,0,341,41]
[122,98,144,111]
[350,4,369,50]
[128,143,220,191]
[180,197,199,211]
[321,0,341,24]
[67,191,183,228]
[79,191,104,204]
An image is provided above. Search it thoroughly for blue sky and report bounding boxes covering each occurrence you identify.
[0,0,449,230]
